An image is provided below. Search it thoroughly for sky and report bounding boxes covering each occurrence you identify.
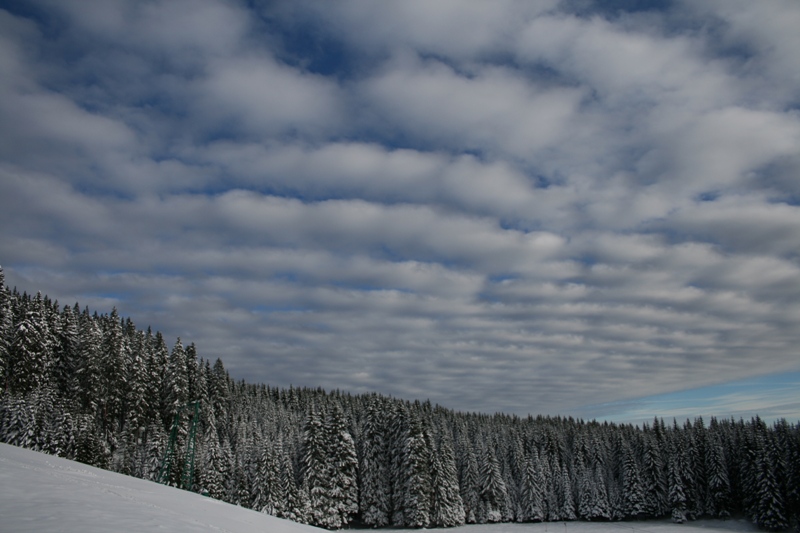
[1,0,799,424]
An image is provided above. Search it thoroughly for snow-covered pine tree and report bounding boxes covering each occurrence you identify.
[99,308,128,436]
[560,462,577,520]
[52,302,80,399]
[621,443,645,518]
[430,426,465,527]
[458,435,481,523]
[705,432,732,518]
[199,427,227,500]
[397,408,433,527]
[752,429,788,531]
[324,402,359,528]
[359,396,391,527]
[478,441,508,523]
[277,433,310,524]
[668,436,688,523]
[521,449,546,522]
[0,266,11,391]
[165,338,189,423]
[592,462,612,520]
[125,328,150,443]
[642,432,668,517]
[302,406,335,528]
[9,292,52,395]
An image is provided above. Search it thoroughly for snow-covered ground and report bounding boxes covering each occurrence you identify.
[391,519,761,533]
[0,442,761,533]
[0,442,323,533]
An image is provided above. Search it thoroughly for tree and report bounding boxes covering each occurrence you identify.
[478,442,508,523]
[302,406,335,528]
[458,437,481,523]
[668,438,688,523]
[621,443,645,518]
[8,293,52,395]
[430,428,465,527]
[705,432,732,518]
[395,409,433,527]
[324,403,358,528]
[0,267,11,391]
[359,396,390,527]
[642,433,668,517]
[752,430,788,531]
[521,450,546,522]
[560,462,577,520]
[99,308,128,436]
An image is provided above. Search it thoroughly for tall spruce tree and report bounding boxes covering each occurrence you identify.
[359,396,391,527]
[0,267,11,392]
[9,292,52,395]
[324,403,359,528]
[478,441,508,523]
[430,428,465,527]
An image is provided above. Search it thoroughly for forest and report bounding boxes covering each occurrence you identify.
[0,268,798,531]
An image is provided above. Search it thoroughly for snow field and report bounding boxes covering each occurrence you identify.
[0,442,323,533]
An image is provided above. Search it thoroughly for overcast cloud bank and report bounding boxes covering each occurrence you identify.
[1,0,799,420]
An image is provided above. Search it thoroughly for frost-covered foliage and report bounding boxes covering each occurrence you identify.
[0,280,798,531]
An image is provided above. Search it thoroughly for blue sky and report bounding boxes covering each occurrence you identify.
[1,0,799,423]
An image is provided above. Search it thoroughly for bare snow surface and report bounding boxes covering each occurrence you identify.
[0,443,322,533]
[1,442,761,533]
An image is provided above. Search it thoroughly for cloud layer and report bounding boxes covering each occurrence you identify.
[2,0,799,419]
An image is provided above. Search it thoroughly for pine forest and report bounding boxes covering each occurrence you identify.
[0,270,798,531]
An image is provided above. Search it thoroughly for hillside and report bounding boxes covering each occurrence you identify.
[0,442,322,533]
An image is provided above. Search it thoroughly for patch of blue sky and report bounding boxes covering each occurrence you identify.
[577,370,800,426]
[564,0,676,19]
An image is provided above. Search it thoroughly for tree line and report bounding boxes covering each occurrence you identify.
[0,269,798,531]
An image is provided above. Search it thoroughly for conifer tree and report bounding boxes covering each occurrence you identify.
[705,433,732,518]
[324,403,359,528]
[621,443,645,518]
[9,292,52,395]
[99,308,128,435]
[199,427,227,500]
[521,450,546,522]
[458,438,481,523]
[560,462,577,520]
[397,409,433,527]
[165,338,189,421]
[51,303,80,398]
[668,439,688,523]
[359,396,391,527]
[430,428,465,527]
[302,406,335,528]
[752,431,788,531]
[478,442,508,523]
[0,267,11,391]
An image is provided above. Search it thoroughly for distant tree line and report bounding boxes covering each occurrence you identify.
[0,269,798,531]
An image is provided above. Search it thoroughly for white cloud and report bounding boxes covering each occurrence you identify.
[198,55,345,138]
[361,53,583,159]
[1,1,799,419]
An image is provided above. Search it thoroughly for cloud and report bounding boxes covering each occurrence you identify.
[361,53,583,159]
[1,1,799,419]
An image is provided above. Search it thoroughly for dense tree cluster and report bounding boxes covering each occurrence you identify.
[0,271,798,531]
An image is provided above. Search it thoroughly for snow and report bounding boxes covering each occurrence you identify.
[388,520,761,533]
[0,443,324,533]
[0,443,762,533]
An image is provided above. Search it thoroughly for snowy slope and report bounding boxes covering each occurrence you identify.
[0,442,763,533]
[0,443,324,533]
